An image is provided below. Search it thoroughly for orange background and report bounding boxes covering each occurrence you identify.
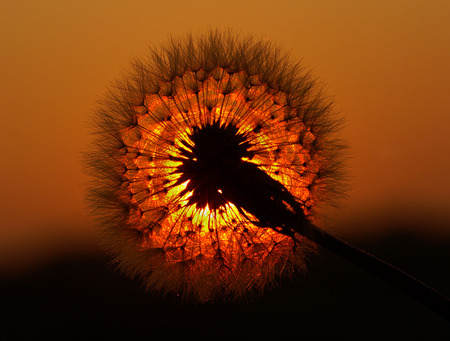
[1,0,449,273]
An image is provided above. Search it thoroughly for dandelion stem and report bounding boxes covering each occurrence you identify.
[308,225,450,322]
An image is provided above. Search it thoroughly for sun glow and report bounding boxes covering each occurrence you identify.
[114,66,321,299]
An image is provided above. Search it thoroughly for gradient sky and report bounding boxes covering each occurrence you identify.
[1,0,449,272]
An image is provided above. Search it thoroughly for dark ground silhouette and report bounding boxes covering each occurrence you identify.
[1,232,449,340]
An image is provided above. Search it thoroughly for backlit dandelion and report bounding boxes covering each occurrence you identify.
[86,30,344,300]
[86,30,449,318]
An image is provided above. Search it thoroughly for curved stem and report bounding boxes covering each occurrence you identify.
[307,225,450,322]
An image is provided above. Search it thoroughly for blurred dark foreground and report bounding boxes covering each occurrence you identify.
[1,233,449,341]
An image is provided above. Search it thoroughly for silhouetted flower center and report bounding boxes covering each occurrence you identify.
[175,121,253,210]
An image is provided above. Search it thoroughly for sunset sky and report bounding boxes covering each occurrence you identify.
[1,0,449,273]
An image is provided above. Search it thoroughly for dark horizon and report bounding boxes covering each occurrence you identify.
[2,231,449,340]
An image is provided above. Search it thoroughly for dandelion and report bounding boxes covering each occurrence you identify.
[86,30,449,318]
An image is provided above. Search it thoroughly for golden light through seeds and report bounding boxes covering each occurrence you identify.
[86,31,346,301]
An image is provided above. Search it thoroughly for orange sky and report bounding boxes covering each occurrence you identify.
[1,0,449,273]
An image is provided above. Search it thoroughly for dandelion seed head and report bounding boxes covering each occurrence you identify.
[86,30,346,301]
